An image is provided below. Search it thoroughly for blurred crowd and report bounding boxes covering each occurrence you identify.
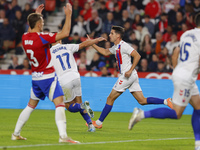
[0,0,199,76]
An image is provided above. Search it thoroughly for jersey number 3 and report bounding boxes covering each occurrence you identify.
[56,52,71,70]
[180,42,190,62]
[27,49,39,67]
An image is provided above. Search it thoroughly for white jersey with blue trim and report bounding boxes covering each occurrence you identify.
[172,28,200,84]
[50,43,80,84]
[109,40,136,74]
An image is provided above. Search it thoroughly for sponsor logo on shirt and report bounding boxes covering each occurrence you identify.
[32,71,44,78]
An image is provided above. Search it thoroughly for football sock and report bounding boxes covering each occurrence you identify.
[55,104,67,138]
[80,109,92,124]
[68,103,82,112]
[14,105,34,136]
[192,109,200,142]
[144,108,177,119]
[99,104,113,122]
[147,97,164,104]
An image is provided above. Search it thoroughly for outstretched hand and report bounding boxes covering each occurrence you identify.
[64,3,72,16]
[35,4,44,14]
[97,37,107,42]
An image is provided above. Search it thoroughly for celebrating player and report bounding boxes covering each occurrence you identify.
[86,26,172,129]
[129,13,200,150]
[50,37,106,132]
[11,3,79,143]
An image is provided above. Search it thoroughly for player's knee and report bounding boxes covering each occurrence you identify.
[137,99,146,105]
[107,96,115,104]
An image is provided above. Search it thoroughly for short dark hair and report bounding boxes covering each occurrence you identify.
[111,26,125,38]
[195,12,200,27]
[27,13,43,29]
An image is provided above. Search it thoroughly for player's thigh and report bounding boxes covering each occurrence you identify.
[128,73,142,93]
[190,95,200,110]
[62,81,75,103]
[172,81,193,107]
[53,96,64,106]
[73,78,82,98]
[172,103,186,119]
[113,73,137,92]
[131,91,146,104]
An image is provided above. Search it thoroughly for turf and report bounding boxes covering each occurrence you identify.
[0,109,195,150]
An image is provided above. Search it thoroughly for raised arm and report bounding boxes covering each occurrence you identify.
[79,37,106,50]
[125,50,141,78]
[86,35,112,56]
[55,3,72,41]
[172,46,180,69]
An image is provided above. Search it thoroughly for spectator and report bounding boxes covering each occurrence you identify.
[163,25,173,42]
[16,58,31,70]
[143,15,155,37]
[88,52,102,71]
[133,0,145,11]
[165,33,179,56]
[177,23,188,41]
[123,21,132,42]
[106,0,122,12]
[162,0,175,13]
[71,0,81,26]
[128,4,140,20]
[86,9,102,38]
[148,54,158,72]
[155,13,168,34]
[6,0,21,23]
[104,41,116,68]
[193,0,200,14]
[113,3,122,25]
[156,60,167,72]
[172,11,186,33]
[80,2,92,21]
[22,3,33,23]
[158,47,168,62]
[168,4,181,26]
[76,50,90,71]
[131,14,142,29]
[0,9,6,27]
[8,55,19,69]
[134,23,150,47]
[0,0,8,10]
[122,0,134,10]
[120,9,133,26]
[98,1,109,22]
[100,66,111,77]
[0,18,15,52]
[71,15,86,37]
[141,34,152,51]
[137,58,150,72]
[186,13,196,30]
[12,10,25,46]
[127,31,140,49]
[152,32,166,54]
[145,0,161,19]
[102,12,116,34]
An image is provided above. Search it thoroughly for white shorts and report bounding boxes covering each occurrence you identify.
[172,81,199,107]
[61,78,82,103]
[113,72,142,92]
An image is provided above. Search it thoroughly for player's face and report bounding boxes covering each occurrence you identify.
[109,29,119,43]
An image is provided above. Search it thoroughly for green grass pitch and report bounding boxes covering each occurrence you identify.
[0,109,195,150]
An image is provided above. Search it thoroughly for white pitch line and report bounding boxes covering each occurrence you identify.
[0,137,194,149]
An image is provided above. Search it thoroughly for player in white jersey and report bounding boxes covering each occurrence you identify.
[50,37,106,132]
[86,26,172,129]
[128,14,200,150]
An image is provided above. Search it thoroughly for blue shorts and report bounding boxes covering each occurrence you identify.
[31,76,64,101]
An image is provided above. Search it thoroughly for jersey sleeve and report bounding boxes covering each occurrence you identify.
[124,42,135,55]
[39,32,57,45]
[109,45,115,54]
[63,44,79,54]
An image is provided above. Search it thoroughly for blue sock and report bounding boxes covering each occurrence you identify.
[147,97,164,104]
[192,109,200,141]
[99,104,113,122]
[144,108,177,119]
[80,109,92,124]
[68,103,82,112]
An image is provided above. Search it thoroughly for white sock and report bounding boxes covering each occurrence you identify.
[14,105,34,136]
[195,141,200,147]
[96,120,102,125]
[164,99,167,105]
[140,110,145,119]
[55,106,67,138]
